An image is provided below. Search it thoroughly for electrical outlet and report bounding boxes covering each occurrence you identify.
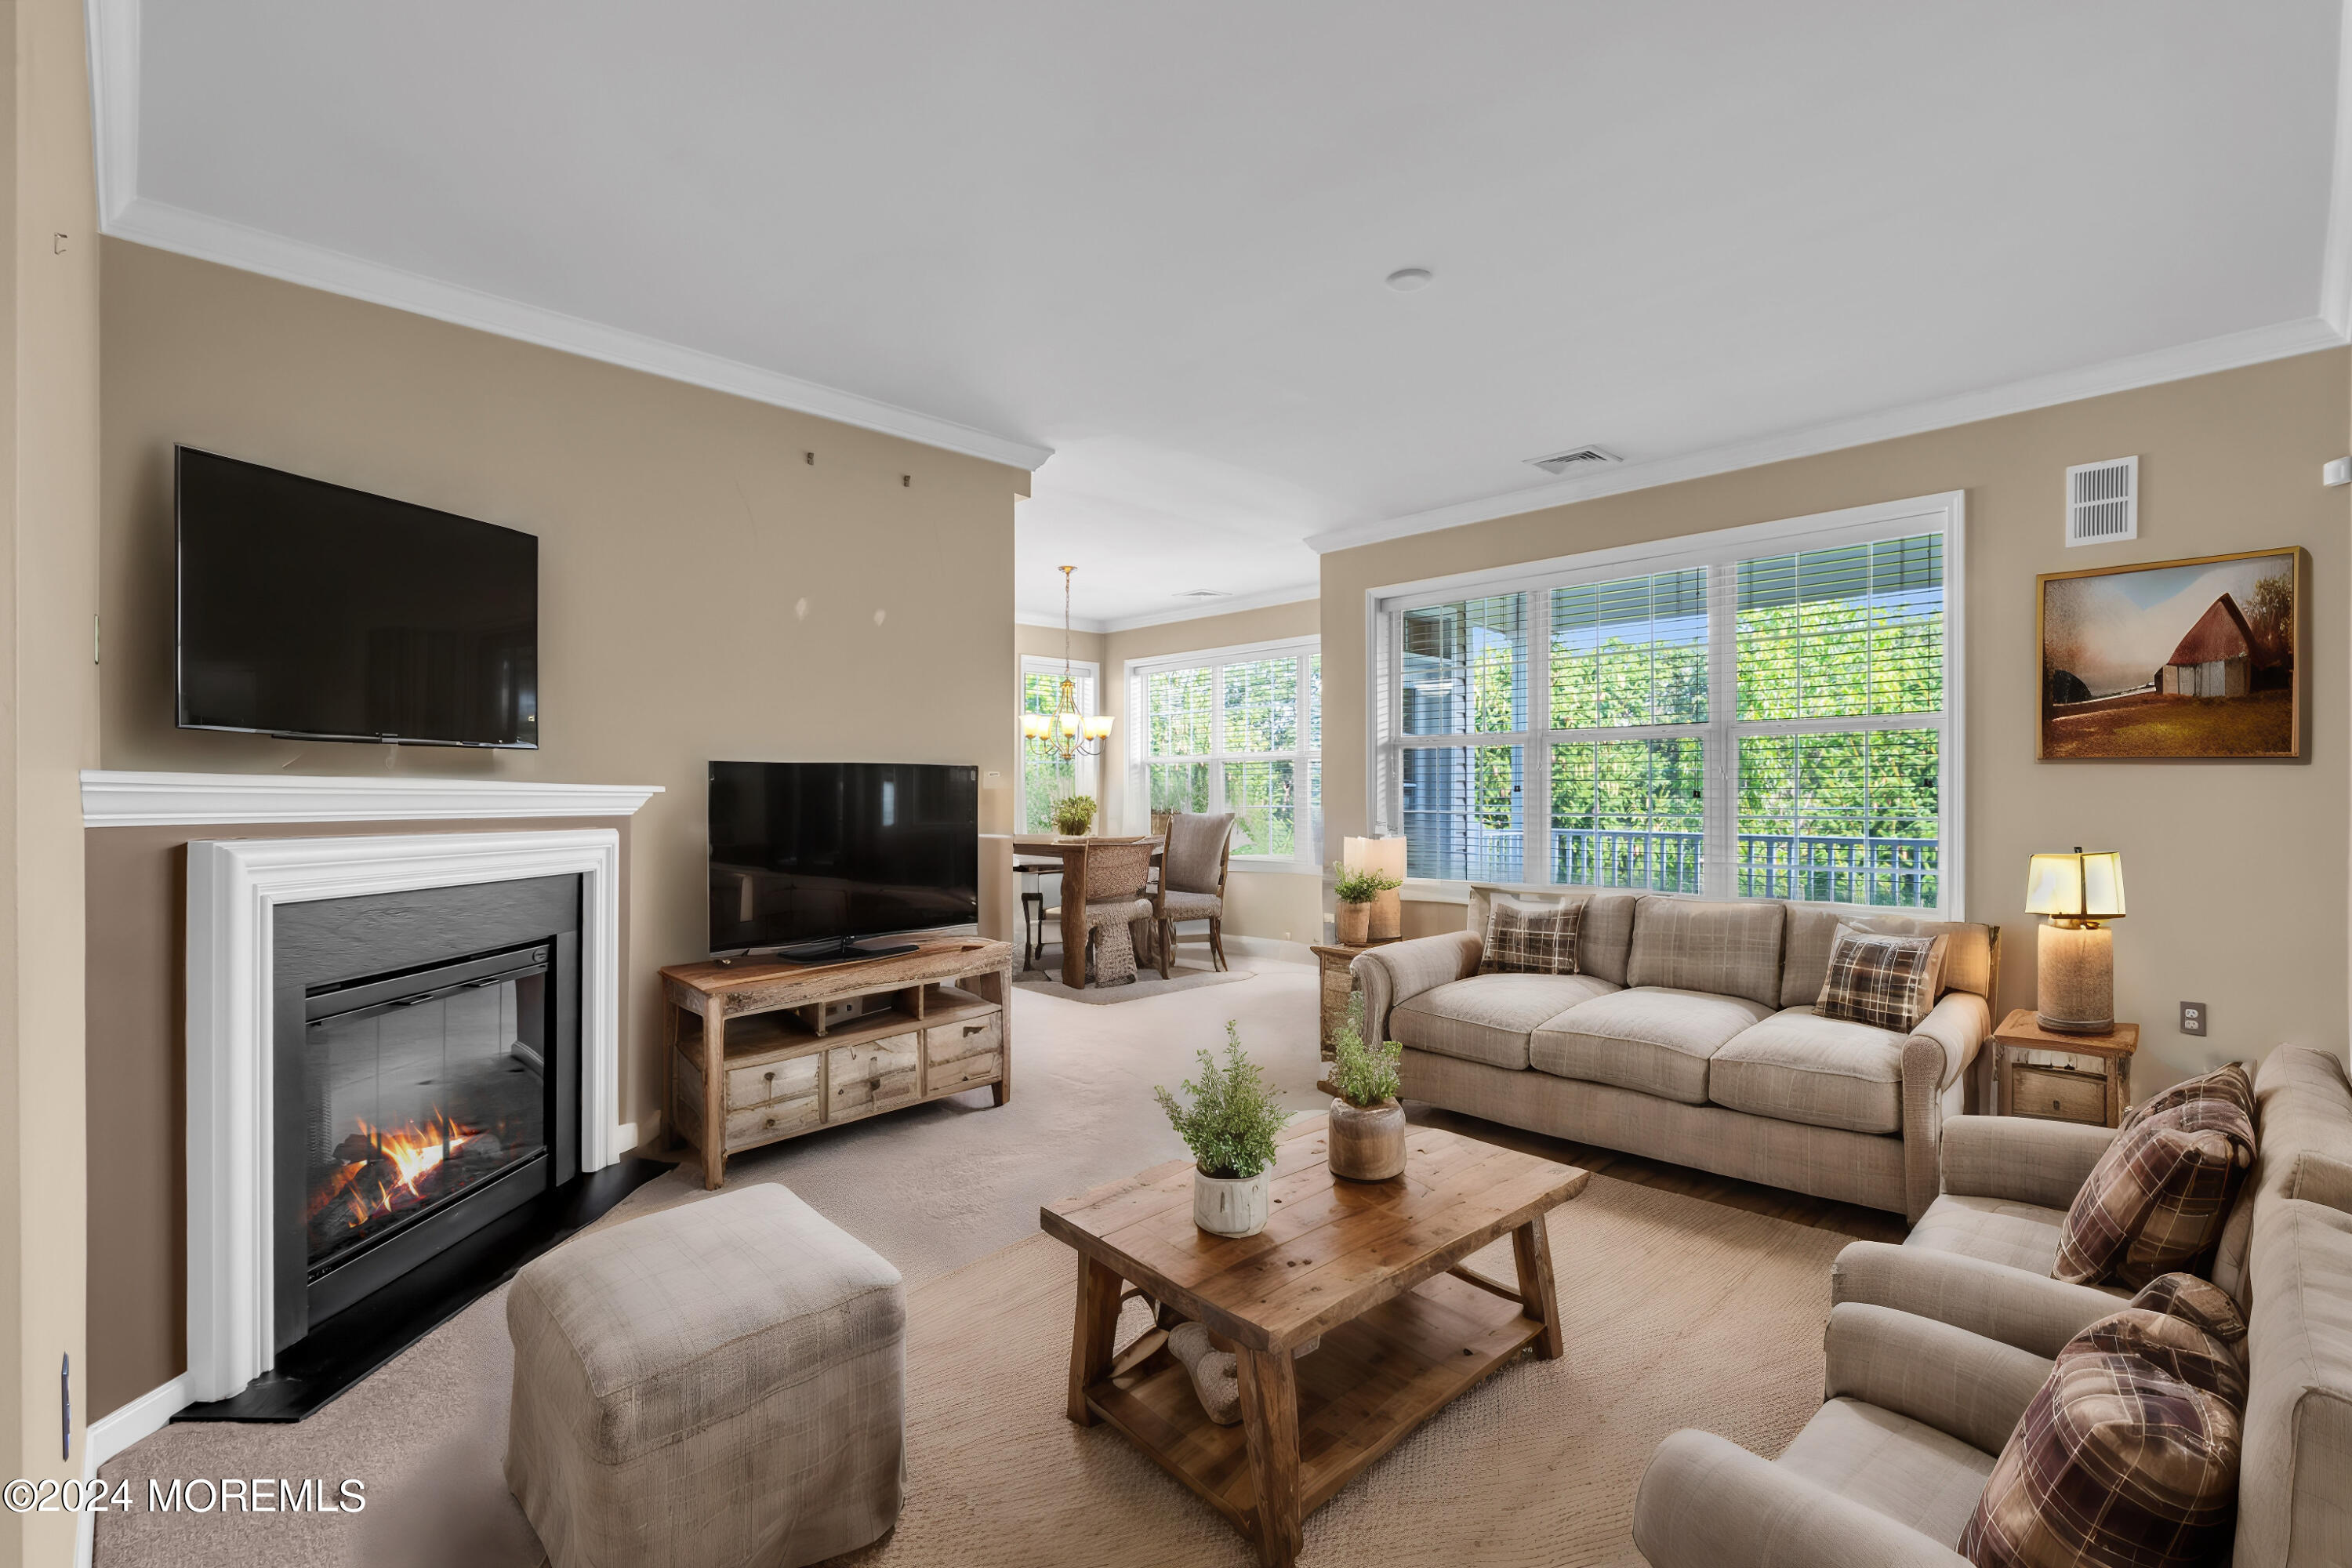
[2180,1000,2208,1037]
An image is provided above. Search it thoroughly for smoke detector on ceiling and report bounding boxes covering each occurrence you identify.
[1527,446,1622,477]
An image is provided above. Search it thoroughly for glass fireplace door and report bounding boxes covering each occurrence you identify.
[303,944,553,1281]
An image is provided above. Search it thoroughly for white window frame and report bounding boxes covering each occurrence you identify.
[1366,491,1965,915]
[1018,654,1100,831]
[1127,634,1322,867]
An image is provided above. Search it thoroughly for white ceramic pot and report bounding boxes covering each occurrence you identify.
[1192,1165,1272,1237]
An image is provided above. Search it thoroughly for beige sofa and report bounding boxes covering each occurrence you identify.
[1352,887,1997,1221]
[1633,1044,2352,1566]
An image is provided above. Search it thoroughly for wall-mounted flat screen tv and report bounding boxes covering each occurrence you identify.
[709,761,980,961]
[176,446,539,748]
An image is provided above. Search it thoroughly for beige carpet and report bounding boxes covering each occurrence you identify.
[92,960,1853,1566]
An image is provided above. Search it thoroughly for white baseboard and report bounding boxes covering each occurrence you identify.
[1224,934,1316,964]
[76,1373,192,1567]
[613,1120,638,1155]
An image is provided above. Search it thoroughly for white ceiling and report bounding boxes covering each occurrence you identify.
[100,2,2352,627]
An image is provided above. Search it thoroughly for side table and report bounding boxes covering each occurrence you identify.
[1310,938,1397,1060]
[1991,1008,2138,1128]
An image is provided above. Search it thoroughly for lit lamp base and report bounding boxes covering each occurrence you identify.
[1368,888,1402,942]
[2036,921,2114,1034]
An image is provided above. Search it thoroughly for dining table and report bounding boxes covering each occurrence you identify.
[1010,835,1163,989]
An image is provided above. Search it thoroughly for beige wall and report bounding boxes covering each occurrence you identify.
[93,239,1028,1417]
[1323,349,2351,1094]
[2,0,100,1557]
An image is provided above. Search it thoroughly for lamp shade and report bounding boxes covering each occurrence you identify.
[2024,848,2125,920]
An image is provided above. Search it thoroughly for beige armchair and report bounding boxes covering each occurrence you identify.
[1152,812,1234,977]
[1635,1302,2047,1567]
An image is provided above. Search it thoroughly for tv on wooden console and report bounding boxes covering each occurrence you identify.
[175,446,539,748]
[709,760,980,963]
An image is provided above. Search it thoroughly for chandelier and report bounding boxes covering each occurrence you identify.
[1022,565,1114,760]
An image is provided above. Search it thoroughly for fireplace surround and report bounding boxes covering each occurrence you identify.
[183,828,636,1414]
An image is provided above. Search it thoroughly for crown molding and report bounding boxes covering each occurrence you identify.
[82,769,664,827]
[1098,583,1320,633]
[1305,314,2349,555]
[1014,609,1109,634]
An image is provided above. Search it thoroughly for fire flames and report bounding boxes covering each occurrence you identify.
[307,1111,481,1232]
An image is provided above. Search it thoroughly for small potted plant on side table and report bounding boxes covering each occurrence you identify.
[1330,861,1402,947]
[1327,993,1406,1180]
[1154,1025,1290,1237]
[1052,795,1098,838]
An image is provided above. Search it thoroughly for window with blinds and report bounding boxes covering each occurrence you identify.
[1020,656,1098,833]
[1131,639,1321,864]
[1373,495,1961,912]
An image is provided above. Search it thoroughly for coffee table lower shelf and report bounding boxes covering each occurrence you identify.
[1083,1270,1544,1541]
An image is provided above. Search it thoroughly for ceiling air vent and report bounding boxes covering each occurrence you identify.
[1527,445,1621,477]
[2065,456,2137,546]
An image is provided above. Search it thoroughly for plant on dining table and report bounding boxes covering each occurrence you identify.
[1051,794,1098,835]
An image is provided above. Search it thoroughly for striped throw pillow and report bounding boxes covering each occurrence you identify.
[1480,897,1582,976]
[1813,924,1947,1032]
[1962,1302,2245,1568]
[2053,1099,2256,1289]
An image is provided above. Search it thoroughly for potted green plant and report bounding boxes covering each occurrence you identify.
[1154,1025,1290,1236]
[1326,993,1406,1180]
[1330,861,1403,946]
[1051,794,1098,837]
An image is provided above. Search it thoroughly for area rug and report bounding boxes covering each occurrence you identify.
[835,1171,1850,1568]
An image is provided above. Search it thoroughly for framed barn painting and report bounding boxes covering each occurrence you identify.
[2038,546,2304,759]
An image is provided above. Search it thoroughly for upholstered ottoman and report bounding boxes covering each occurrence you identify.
[505,1185,906,1568]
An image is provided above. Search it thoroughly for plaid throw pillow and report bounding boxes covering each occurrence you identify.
[2122,1061,2256,1131]
[2053,1099,2256,1289]
[1480,898,1582,975]
[1813,925,1947,1032]
[1961,1305,2245,1568]
[2126,1273,2247,1353]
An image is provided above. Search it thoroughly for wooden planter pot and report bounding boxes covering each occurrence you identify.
[1328,1098,1407,1181]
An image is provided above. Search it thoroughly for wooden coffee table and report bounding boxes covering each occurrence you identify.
[1040,1116,1588,1567]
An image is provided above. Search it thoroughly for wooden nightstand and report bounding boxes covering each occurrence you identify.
[1991,1008,2139,1128]
[1311,940,1397,1061]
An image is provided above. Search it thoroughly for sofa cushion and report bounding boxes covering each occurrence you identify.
[1907,1193,2077,1279]
[1781,904,1996,1011]
[1816,926,1948,1033]
[1530,985,1773,1105]
[1465,887,1639,984]
[1962,1306,2245,1568]
[1479,895,1583,975]
[1778,1397,1997,1548]
[1625,897,1786,1009]
[2237,1197,2352,1568]
[1390,973,1619,1073]
[2054,1099,2258,1289]
[1709,1005,1909,1135]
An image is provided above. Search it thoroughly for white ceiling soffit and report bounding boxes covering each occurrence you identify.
[85,1,2352,616]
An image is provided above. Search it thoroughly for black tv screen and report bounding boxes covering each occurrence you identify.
[176,446,539,748]
[710,761,979,956]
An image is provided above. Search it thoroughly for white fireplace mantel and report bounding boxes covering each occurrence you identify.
[184,828,628,1403]
[83,768,662,826]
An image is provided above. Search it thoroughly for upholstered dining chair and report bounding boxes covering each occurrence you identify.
[1073,839,1156,986]
[1153,812,1235,978]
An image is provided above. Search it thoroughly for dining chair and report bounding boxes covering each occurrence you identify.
[1073,839,1156,985]
[1012,858,1060,969]
[1152,813,1235,977]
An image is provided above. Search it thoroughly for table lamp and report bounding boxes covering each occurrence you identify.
[1342,837,1409,942]
[2024,847,2125,1033]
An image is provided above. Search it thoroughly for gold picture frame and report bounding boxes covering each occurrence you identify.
[2037,546,2306,760]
